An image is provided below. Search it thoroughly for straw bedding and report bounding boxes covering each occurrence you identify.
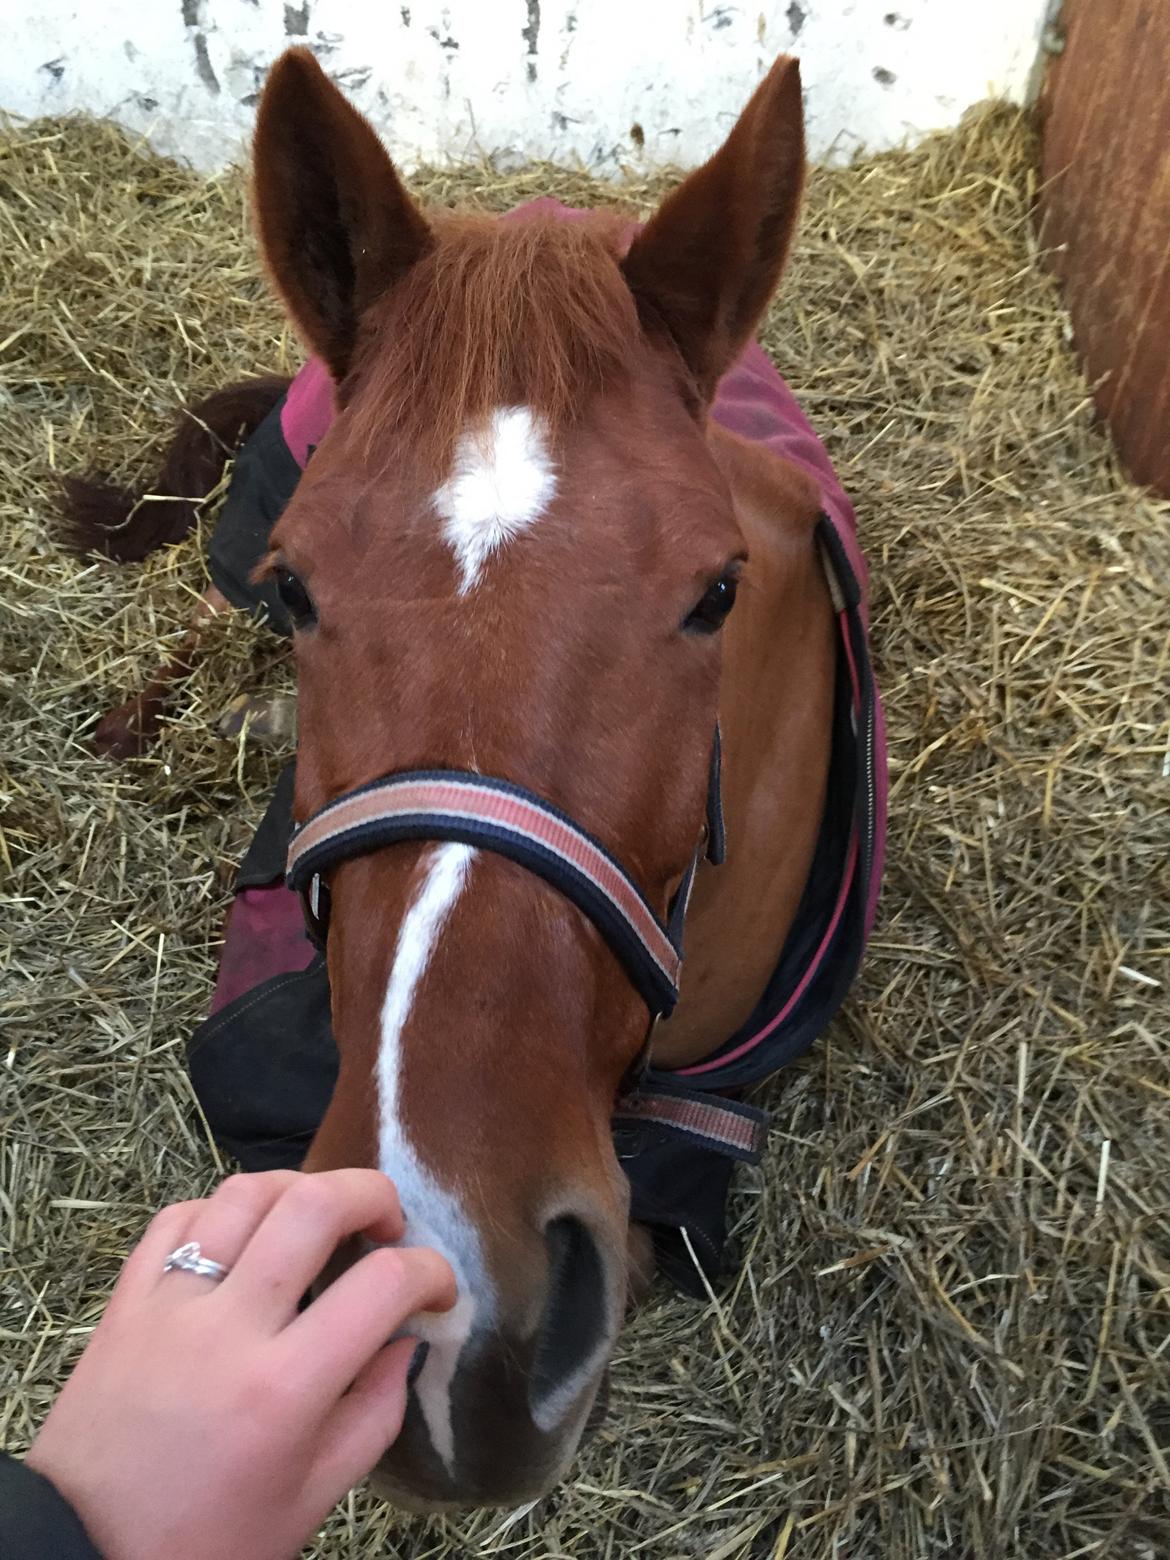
[2,103,1168,1560]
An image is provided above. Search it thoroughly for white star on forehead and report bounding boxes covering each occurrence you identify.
[433,406,557,593]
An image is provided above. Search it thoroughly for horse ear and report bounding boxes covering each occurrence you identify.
[252,48,434,380]
[621,56,805,404]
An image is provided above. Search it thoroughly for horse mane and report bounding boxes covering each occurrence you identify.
[347,211,646,473]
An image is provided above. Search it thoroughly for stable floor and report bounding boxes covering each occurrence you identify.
[2,107,1167,1558]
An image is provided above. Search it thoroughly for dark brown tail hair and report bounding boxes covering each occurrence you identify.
[60,375,291,562]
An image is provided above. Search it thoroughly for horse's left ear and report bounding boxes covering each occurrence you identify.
[621,56,805,405]
[252,47,434,381]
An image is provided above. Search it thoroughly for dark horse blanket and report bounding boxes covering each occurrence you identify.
[188,204,887,1296]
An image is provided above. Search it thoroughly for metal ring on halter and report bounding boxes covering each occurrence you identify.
[163,1240,231,1283]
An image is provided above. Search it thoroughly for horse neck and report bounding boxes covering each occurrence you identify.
[651,424,837,1068]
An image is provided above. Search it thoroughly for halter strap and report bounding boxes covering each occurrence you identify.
[286,746,722,1019]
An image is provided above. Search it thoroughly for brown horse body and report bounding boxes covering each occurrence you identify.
[69,51,838,1509]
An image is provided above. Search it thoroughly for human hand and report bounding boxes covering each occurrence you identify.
[26,1169,455,1560]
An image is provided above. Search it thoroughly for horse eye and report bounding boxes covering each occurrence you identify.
[683,571,739,634]
[274,567,316,629]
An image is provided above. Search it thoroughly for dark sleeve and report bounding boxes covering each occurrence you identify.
[0,1451,106,1559]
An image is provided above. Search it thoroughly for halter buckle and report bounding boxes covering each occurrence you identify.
[619,1011,661,1098]
[298,871,331,948]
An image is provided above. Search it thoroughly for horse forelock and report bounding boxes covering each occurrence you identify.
[342,211,646,476]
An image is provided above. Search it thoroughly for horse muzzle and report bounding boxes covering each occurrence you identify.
[362,1210,620,1510]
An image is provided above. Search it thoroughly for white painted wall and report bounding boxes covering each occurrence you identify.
[3,1,1051,174]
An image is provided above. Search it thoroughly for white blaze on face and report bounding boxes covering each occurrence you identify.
[377,841,488,1474]
[433,406,557,593]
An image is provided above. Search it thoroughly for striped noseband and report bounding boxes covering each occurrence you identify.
[285,737,724,1020]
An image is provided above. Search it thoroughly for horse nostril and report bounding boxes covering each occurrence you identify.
[528,1215,610,1433]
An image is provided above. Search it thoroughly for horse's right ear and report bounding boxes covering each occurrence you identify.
[252,48,434,381]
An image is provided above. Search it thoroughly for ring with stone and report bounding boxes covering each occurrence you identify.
[162,1240,231,1283]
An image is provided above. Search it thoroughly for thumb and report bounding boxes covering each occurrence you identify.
[309,1336,418,1500]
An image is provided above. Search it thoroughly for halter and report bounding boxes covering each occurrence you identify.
[285,731,725,1020]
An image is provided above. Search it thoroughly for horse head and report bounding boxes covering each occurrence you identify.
[250,46,807,1509]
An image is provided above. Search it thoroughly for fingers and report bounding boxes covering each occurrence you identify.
[108,1172,300,1309]
[275,1244,455,1391]
[109,1201,205,1307]
[159,1171,301,1294]
[227,1170,406,1327]
[310,1337,417,1498]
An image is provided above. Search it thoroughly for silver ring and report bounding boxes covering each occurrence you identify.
[163,1240,230,1283]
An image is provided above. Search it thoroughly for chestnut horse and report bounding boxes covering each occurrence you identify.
[67,50,873,1509]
